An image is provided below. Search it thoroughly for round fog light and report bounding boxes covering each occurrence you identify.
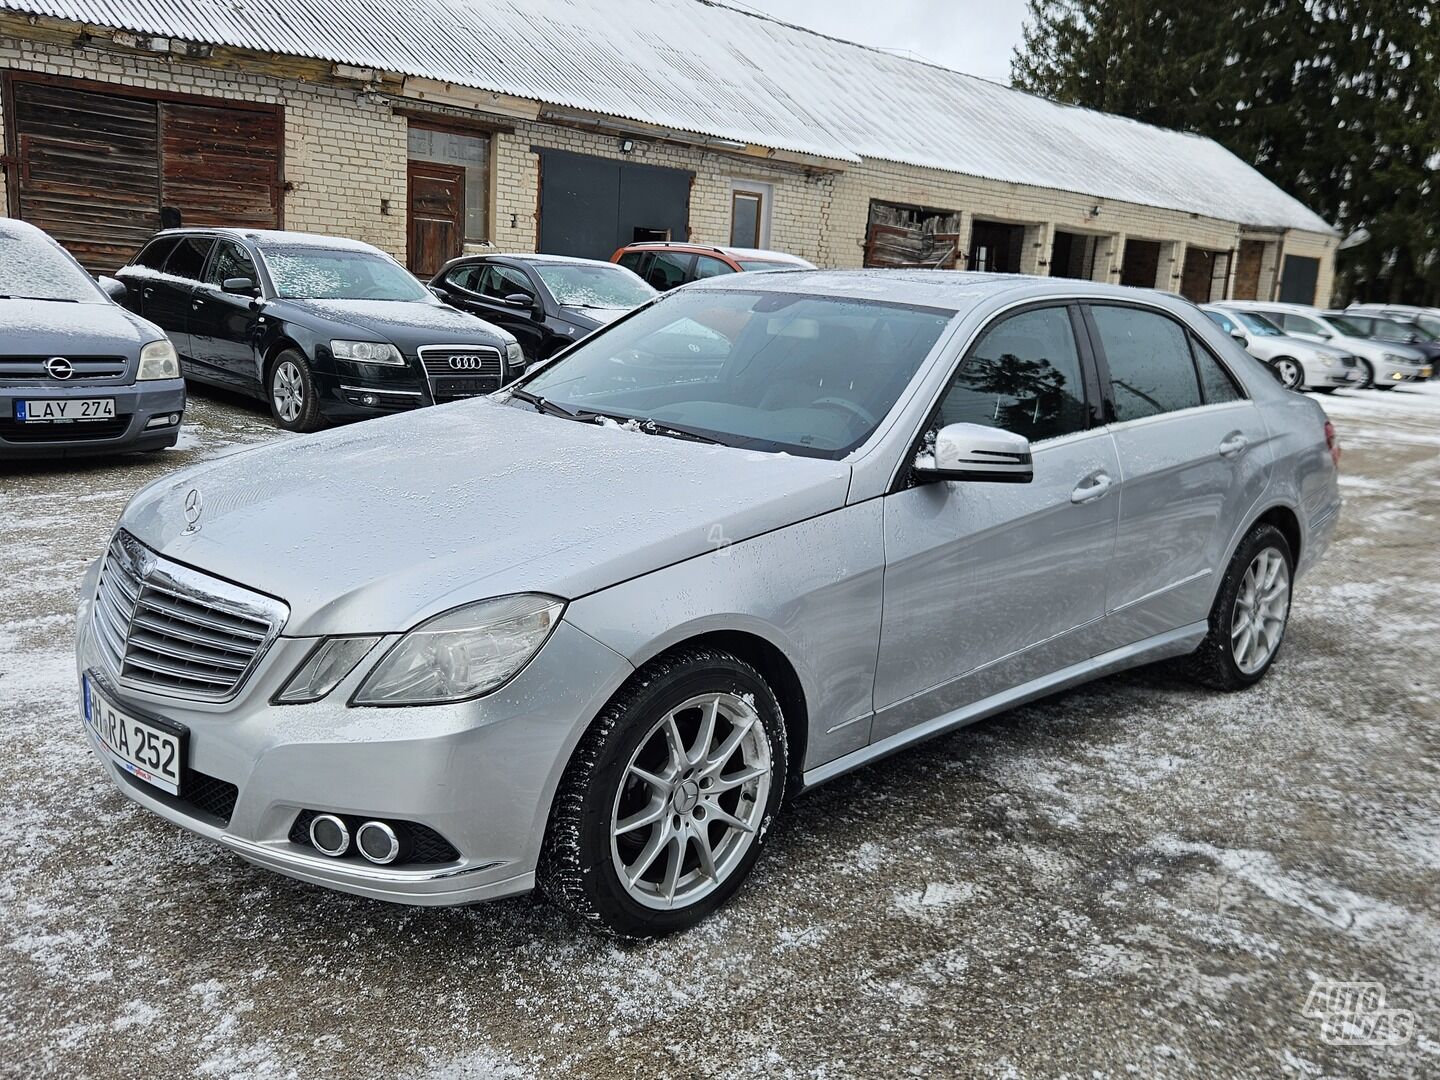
[355,821,401,865]
[309,813,350,857]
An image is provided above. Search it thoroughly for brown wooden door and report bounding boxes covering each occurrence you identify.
[160,102,281,229]
[408,161,465,276]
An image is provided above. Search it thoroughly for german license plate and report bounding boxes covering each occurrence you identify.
[15,398,116,422]
[82,676,185,795]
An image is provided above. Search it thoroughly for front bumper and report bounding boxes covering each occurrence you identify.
[74,560,633,905]
[0,379,184,457]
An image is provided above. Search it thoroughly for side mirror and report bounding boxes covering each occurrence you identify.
[914,422,1033,484]
[1229,327,1247,342]
[427,284,448,301]
[502,292,537,311]
[96,275,127,302]
[222,276,258,296]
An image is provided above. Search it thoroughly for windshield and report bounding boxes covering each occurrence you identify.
[0,227,104,303]
[533,263,656,309]
[1415,314,1440,338]
[736,259,796,272]
[1235,311,1283,336]
[263,246,429,301]
[519,289,954,458]
[1370,318,1429,343]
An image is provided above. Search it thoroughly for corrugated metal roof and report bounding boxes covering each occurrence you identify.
[0,0,1335,233]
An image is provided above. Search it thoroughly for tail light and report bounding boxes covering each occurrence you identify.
[1324,420,1341,467]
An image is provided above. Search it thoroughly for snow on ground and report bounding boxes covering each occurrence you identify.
[0,383,1437,1078]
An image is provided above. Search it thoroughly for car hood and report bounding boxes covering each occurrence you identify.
[270,298,515,347]
[118,399,852,635]
[0,298,160,354]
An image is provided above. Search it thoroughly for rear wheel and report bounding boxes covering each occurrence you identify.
[539,648,787,937]
[268,349,324,432]
[1185,523,1293,691]
[1272,356,1304,390]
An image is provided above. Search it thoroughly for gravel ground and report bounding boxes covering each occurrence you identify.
[1,384,1436,1079]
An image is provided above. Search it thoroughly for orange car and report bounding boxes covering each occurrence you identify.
[611,242,815,291]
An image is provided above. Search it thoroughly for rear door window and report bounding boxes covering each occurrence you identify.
[132,237,180,270]
[617,251,648,276]
[694,255,733,280]
[445,263,487,293]
[163,237,215,281]
[1090,305,1202,421]
[1190,338,1244,403]
[937,306,1089,443]
[643,252,694,291]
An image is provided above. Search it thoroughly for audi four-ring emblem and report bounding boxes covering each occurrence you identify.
[447,356,488,370]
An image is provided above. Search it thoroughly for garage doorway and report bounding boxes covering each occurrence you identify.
[864,201,961,269]
[1050,231,1101,281]
[407,161,465,278]
[1233,239,1269,300]
[1279,255,1320,304]
[536,148,691,260]
[3,73,281,274]
[968,220,1025,273]
[1119,239,1162,288]
[1180,246,1232,303]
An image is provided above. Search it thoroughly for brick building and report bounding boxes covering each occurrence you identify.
[0,0,1338,304]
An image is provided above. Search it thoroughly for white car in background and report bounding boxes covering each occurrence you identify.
[1219,301,1431,390]
[1201,305,1358,393]
[1347,303,1440,340]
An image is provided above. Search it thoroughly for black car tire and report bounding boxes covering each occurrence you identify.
[1311,386,1337,394]
[1356,359,1375,389]
[539,647,787,938]
[1271,356,1304,390]
[267,349,324,433]
[1184,523,1293,692]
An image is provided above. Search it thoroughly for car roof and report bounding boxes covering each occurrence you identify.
[681,268,1211,314]
[149,227,386,255]
[480,252,626,268]
[619,241,813,265]
[0,217,52,243]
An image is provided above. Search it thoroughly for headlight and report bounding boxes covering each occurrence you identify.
[332,340,405,365]
[505,342,524,369]
[1317,356,1334,367]
[136,339,180,381]
[353,594,564,706]
[274,636,382,704]
[1384,352,1408,365]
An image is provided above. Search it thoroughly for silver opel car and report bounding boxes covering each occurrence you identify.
[75,272,1341,936]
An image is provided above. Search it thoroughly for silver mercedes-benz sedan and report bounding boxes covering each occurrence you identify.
[75,271,1341,936]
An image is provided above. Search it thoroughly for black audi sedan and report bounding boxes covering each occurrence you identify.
[114,229,521,432]
[1,218,184,459]
[428,253,656,364]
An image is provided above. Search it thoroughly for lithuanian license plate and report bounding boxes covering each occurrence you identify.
[82,676,185,795]
[15,398,116,422]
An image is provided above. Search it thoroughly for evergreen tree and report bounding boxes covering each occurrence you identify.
[1011,0,1440,305]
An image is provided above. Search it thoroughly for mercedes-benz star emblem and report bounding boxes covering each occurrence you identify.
[45,356,74,380]
[182,488,204,533]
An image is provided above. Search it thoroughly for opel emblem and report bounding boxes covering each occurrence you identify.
[182,488,204,533]
[45,356,74,380]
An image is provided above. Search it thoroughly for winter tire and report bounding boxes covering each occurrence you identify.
[268,349,324,432]
[539,647,788,937]
[1185,523,1293,691]
[1357,359,1375,389]
[1272,356,1303,390]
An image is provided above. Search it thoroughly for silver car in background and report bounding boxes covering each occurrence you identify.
[1220,300,1430,389]
[1201,304,1358,392]
[75,273,1341,936]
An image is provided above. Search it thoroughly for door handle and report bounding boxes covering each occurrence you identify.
[1219,431,1249,458]
[1071,470,1113,504]
[143,288,154,299]
[191,300,203,310]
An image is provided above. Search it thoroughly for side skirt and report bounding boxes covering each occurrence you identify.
[799,621,1208,790]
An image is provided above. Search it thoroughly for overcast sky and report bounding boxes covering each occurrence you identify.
[728,0,1030,83]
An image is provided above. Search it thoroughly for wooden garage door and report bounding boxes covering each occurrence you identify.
[7,78,281,274]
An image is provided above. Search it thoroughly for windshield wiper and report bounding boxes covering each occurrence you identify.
[509,387,581,419]
[635,418,726,446]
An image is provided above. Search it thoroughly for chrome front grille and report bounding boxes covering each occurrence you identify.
[92,531,288,701]
[0,356,128,383]
[417,344,506,403]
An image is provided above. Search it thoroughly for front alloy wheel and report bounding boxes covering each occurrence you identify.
[268,349,323,432]
[1273,357,1303,390]
[540,648,787,937]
